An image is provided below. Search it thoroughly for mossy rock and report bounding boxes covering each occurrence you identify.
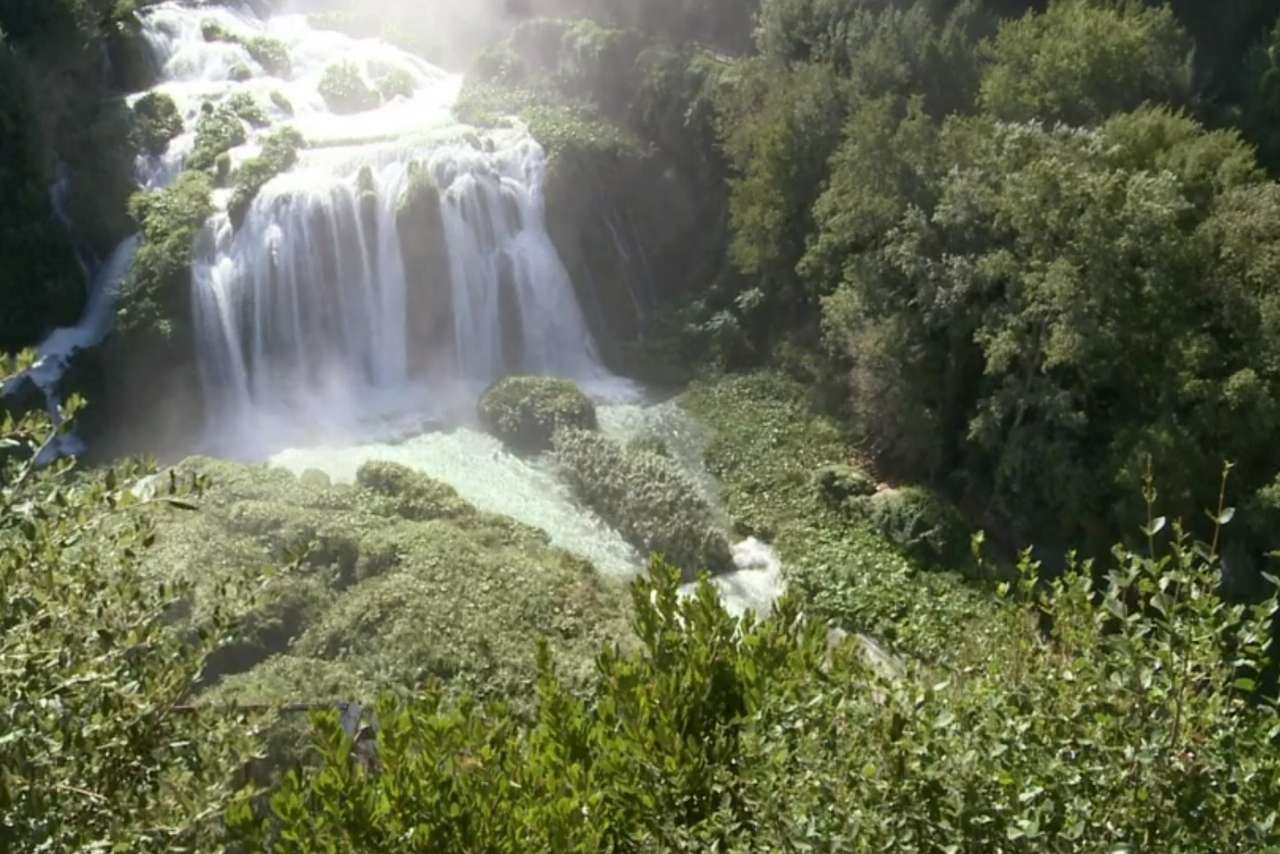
[814,464,876,507]
[356,460,474,522]
[143,456,628,716]
[477,376,598,453]
[318,62,380,114]
[855,486,969,567]
[553,428,733,580]
[132,92,183,156]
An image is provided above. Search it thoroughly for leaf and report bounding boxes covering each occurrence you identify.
[1217,507,1236,526]
[1141,516,1166,537]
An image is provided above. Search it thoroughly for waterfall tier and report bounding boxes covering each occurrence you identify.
[136,2,609,444]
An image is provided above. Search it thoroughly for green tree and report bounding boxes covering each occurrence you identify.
[979,0,1192,126]
[817,106,1280,555]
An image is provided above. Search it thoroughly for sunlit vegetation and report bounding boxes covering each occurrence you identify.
[7,0,1280,848]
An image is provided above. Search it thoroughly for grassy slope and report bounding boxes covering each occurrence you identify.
[682,371,1002,665]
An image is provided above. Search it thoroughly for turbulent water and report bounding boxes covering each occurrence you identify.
[136,2,609,447]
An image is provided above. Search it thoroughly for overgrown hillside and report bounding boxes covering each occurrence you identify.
[5,0,1280,850]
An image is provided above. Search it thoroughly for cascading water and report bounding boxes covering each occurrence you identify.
[136,2,611,445]
[123,2,784,614]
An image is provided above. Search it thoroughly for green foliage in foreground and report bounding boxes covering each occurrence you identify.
[477,375,598,452]
[237,539,1280,850]
[228,126,304,228]
[0,355,257,850]
[553,427,734,579]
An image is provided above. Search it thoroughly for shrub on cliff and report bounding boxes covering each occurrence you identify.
[201,17,292,77]
[553,427,733,578]
[116,171,214,341]
[131,91,184,156]
[318,62,380,114]
[228,126,304,227]
[187,102,246,172]
[478,376,598,452]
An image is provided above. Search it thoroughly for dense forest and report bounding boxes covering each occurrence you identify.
[4,0,1280,850]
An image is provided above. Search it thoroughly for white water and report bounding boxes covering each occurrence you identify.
[123,3,784,615]
[134,2,611,450]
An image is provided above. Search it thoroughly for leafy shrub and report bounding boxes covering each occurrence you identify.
[374,65,415,100]
[269,89,294,116]
[477,376,598,452]
[234,529,1280,849]
[131,91,183,155]
[355,460,473,522]
[980,0,1192,125]
[245,36,291,78]
[117,171,214,341]
[0,356,258,849]
[225,91,269,128]
[554,428,733,578]
[187,102,246,172]
[813,462,876,506]
[855,485,968,567]
[227,126,303,228]
[201,17,291,77]
[318,62,379,114]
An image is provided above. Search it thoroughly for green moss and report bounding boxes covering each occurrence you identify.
[477,376,598,452]
[269,89,294,116]
[117,171,215,341]
[682,372,996,664]
[188,103,246,172]
[455,80,642,159]
[229,62,253,82]
[131,92,183,156]
[136,456,629,713]
[855,486,970,569]
[355,460,474,522]
[374,66,415,100]
[245,36,291,78]
[553,428,733,579]
[318,62,380,114]
[227,126,304,228]
[201,18,291,77]
[225,92,269,128]
[813,463,876,507]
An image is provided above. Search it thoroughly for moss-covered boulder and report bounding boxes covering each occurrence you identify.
[477,376,598,452]
[228,126,304,228]
[355,460,473,522]
[132,92,184,156]
[188,102,247,172]
[396,165,453,375]
[225,91,269,128]
[553,428,733,580]
[318,62,379,114]
[814,464,876,508]
[137,456,629,717]
[855,486,969,567]
[202,18,292,78]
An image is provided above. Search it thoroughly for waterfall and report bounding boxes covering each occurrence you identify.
[135,2,610,443]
